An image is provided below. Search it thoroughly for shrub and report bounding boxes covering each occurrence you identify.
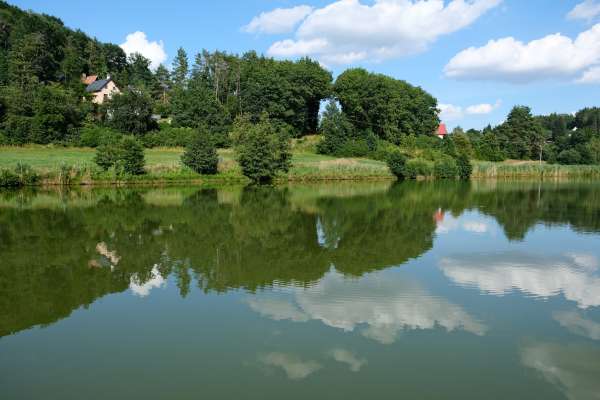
[0,131,7,145]
[232,114,291,183]
[0,169,21,187]
[141,127,196,148]
[434,156,459,179]
[557,149,582,165]
[120,136,146,175]
[386,151,408,179]
[94,143,123,171]
[456,153,473,180]
[405,158,434,179]
[94,136,145,175]
[79,125,123,147]
[181,132,219,174]
[14,163,40,185]
[338,139,370,157]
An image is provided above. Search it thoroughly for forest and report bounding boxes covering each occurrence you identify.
[1,0,600,184]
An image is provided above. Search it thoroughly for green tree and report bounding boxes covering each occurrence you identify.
[181,131,219,174]
[386,150,408,179]
[456,153,473,180]
[316,100,354,155]
[171,47,189,89]
[334,68,439,144]
[103,89,157,135]
[232,114,291,183]
[120,136,145,174]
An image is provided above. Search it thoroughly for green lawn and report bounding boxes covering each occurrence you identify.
[0,146,186,170]
[0,145,392,181]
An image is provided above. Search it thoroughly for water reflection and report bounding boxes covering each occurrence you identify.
[522,342,600,400]
[553,311,600,341]
[247,270,487,344]
[329,348,366,372]
[439,252,600,308]
[259,352,322,380]
[1,181,600,338]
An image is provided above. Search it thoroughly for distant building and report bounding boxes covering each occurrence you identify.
[82,74,120,104]
[436,123,448,139]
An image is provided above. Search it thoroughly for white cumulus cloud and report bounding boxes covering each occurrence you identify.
[439,100,501,121]
[445,24,600,83]
[577,65,600,83]
[243,5,314,34]
[245,0,501,65]
[568,0,600,21]
[120,31,167,70]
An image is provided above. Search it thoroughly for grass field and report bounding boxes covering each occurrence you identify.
[2,145,599,186]
[0,145,392,184]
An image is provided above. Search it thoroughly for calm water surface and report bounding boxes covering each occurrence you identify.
[1,181,600,399]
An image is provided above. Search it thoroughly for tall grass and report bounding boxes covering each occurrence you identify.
[473,162,600,179]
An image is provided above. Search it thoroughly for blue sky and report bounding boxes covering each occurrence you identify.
[9,0,600,129]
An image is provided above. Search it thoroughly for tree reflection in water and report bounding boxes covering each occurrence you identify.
[1,180,600,337]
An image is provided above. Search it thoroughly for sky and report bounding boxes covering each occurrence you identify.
[8,0,600,129]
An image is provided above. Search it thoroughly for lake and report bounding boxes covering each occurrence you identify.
[1,181,599,400]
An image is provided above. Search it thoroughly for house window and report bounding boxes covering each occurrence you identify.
[103,93,108,101]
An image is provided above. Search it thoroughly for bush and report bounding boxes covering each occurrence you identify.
[94,136,145,175]
[94,143,122,171]
[232,114,291,183]
[456,153,473,180]
[0,169,21,187]
[0,164,41,187]
[0,131,7,145]
[557,149,582,165]
[338,139,370,157]
[79,125,123,147]
[386,151,408,179]
[181,132,219,174]
[141,127,195,148]
[405,158,434,179]
[14,163,40,185]
[120,136,146,175]
[434,156,459,179]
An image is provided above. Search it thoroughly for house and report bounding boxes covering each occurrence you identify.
[436,123,448,139]
[82,74,120,104]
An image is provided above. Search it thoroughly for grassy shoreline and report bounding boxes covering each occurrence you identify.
[2,146,600,187]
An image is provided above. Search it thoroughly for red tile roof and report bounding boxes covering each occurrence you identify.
[436,123,448,136]
[81,75,98,85]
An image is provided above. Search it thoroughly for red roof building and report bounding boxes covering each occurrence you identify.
[436,123,448,139]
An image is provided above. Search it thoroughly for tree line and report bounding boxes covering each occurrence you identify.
[0,0,598,175]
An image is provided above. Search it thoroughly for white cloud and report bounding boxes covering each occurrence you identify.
[243,5,314,34]
[245,298,310,322]
[259,353,322,380]
[445,24,600,83]
[439,252,600,309]
[554,311,600,340]
[577,65,600,83]
[250,0,501,65]
[568,0,600,21]
[462,221,489,233]
[247,270,487,344]
[329,349,367,372]
[439,103,465,122]
[129,265,166,297]
[465,100,502,114]
[120,31,167,70]
[522,342,600,400]
[439,101,501,121]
